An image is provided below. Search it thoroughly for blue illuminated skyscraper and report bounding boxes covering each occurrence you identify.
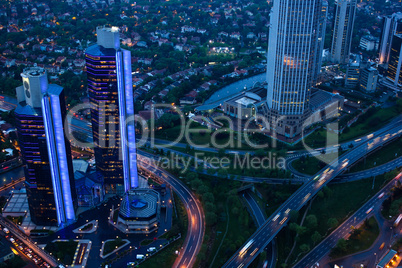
[86,26,139,193]
[15,67,77,226]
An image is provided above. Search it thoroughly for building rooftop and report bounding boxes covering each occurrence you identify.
[73,159,89,173]
[119,189,159,220]
[0,237,13,259]
[377,249,397,268]
[2,190,29,216]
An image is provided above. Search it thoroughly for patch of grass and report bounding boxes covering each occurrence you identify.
[276,169,396,266]
[139,238,184,268]
[303,106,400,149]
[140,239,154,246]
[291,153,338,176]
[340,106,399,142]
[348,137,402,173]
[6,216,23,225]
[256,183,300,217]
[208,193,257,268]
[381,179,402,219]
[103,238,126,256]
[330,217,379,258]
[80,223,93,231]
[112,209,119,223]
[45,240,78,265]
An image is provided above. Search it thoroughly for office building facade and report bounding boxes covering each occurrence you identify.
[386,34,402,86]
[379,12,402,65]
[331,0,357,64]
[15,68,76,226]
[86,26,138,193]
[266,0,326,138]
[360,67,378,93]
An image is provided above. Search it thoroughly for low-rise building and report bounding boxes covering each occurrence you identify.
[360,67,378,92]
[359,35,379,51]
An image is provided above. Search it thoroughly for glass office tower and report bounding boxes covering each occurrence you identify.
[86,26,138,193]
[15,67,76,226]
[331,0,357,64]
[387,34,402,86]
[266,0,326,138]
[379,13,402,65]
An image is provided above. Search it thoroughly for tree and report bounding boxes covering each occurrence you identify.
[311,231,322,245]
[334,238,348,253]
[327,218,339,229]
[317,191,325,198]
[299,244,310,253]
[289,210,299,222]
[190,179,203,191]
[305,214,318,229]
[206,212,217,226]
[350,228,362,239]
[202,192,215,203]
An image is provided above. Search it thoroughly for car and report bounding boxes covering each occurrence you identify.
[147,247,156,252]
[27,253,32,258]
[279,217,288,225]
[136,254,145,260]
[272,213,281,221]
[239,239,254,257]
[366,207,374,214]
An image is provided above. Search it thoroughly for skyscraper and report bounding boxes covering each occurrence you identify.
[379,12,402,65]
[386,34,402,86]
[15,67,76,226]
[330,0,357,64]
[86,26,138,194]
[266,0,326,138]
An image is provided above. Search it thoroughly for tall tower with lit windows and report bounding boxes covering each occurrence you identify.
[15,67,77,226]
[85,26,139,194]
[330,0,357,64]
[266,0,326,138]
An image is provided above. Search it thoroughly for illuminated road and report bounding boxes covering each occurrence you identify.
[137,151,205,268]
[294,172,402,268]
[0,217,59,267]
[0,177,24,193]
[223,122,402,268]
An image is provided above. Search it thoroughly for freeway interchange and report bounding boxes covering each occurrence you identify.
[223,119,402,268]
[66,114,402,268]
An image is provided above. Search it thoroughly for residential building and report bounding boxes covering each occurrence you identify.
[331,0,357,64]
[85,26,139,194]
[15,67,77,226]
[265,0,326,139]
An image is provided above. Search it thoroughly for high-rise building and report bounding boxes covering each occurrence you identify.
[386,34,402,86]
[86,26,138,194]
[330,0,357,64]
[15,67,77,226]
[266,0,326,139]
[379,12,402,65]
